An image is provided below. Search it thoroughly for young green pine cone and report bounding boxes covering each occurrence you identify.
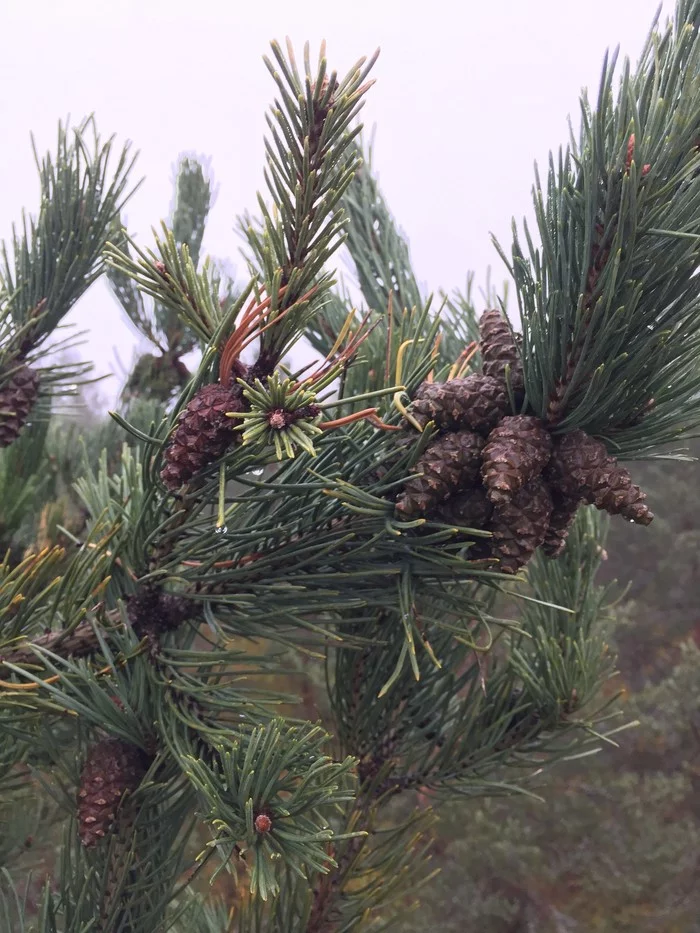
[541,487,582,558]
[481,415,552,506]
[488,476,554,574]
[479,309,524,393]
[160,382,246,490]
[548,429,653,525]
[408,373,509,435]
[434,486,493,528]
[396,430,485,517]
[77,738,147,847]
[0,364,40,447]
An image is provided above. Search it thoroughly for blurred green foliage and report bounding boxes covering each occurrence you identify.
[399,449,700,932]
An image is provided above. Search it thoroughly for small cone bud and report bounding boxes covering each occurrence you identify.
[126,586,193,640]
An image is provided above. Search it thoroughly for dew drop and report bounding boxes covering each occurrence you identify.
[251,467,265,476]
[215,525,228,535]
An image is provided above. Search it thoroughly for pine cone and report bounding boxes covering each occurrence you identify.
[549,429,653,525]
[126,586,193,640]
[479,309,524,392]
[488,477,553,574]
[0,365,40,447]
[77,738,147,847]
[396,430,485,517]
[408,373,509,435]
[434,486,493,528]
[541,487,582,558]
[481,415,552,506]
[160,382,246,490]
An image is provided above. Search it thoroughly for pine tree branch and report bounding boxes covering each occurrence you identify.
[107,155,213,370]
[498,0,700,454]
[0,117,139,368]
[341,136,422,316]
[107,224,245,349]
[239,41,378,375]
[0,118,138,450]
[0,619,107,671]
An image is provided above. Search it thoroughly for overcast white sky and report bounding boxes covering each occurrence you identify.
[1,0,666,405]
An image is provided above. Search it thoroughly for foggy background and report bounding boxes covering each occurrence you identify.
[1,0,664,406]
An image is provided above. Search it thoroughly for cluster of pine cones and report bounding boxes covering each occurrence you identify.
[396,310,653,574]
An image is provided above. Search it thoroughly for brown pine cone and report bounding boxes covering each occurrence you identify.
[126,586,193,640]
[548,429,653,525]
[434,486,493,528]
[479,309,524,393]
[160,382,246,490]
[396,430,485,517]
[541,488,582,558]
[488,476,553,574]
[77,738,147,847]
[408,373,509,435]
[481,415,552,506]
[0,364,40,447]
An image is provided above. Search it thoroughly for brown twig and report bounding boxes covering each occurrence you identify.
[0,619,113,672]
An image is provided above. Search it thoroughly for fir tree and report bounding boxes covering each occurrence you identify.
[1,5,700,931]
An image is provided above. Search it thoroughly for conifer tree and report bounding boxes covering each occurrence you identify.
[1,4,700,930]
